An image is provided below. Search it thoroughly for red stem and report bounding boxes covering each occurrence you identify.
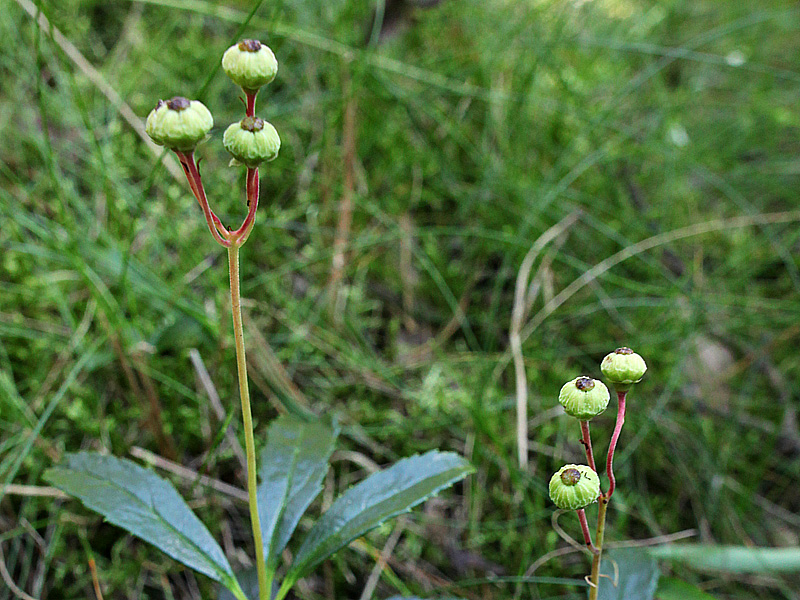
[605,391,627,499]
[577,508,597,554]
[580,420,597,473]
[245,90,257,117]
[175,151,231,247]
[233,167,259,244]
[177,159,203,210]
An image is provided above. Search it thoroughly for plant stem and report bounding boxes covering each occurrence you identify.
[588,390,627,597]
[176,151,231,247]
[233,167,259,243]
[588,497,608,600]
[228,244,269,600]
[232,584,251,600]
[605,391,627,499]
[576,508,596,553]
[246,90,257,117]
[579,420,596,472]
[274,578,293,600]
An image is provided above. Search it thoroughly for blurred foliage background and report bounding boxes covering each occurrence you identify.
[1,0,799,598]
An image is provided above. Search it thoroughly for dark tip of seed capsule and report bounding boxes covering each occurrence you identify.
[575,377,595,392]
[239,39,262,52]
[240,116,264,132]
[167,96,190,111]
[615,347,634,355]
[560,468,581,486]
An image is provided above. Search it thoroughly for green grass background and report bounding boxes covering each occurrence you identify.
[1,0,799,598]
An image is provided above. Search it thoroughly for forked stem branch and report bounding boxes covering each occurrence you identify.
[588,389,627,598]
[175,151,231,247]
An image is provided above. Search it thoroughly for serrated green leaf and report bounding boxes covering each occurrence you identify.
[44,452,240,593]
[596,548,660,600]
[257,414,339,570]
[286,450,473,584]
[648,544,800,573]
[656,577,718,600]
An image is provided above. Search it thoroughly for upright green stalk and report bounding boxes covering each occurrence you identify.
[588,498,607,599]
[228,244,269,600]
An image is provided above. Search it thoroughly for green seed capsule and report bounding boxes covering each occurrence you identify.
[221,39,278,92]
[601,347,647,391]
[558,377,610,421]
[223,116,280,167]
[549,464,600,510]
[145,97,213,152]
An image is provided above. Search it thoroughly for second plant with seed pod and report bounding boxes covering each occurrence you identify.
[548,347,647,598]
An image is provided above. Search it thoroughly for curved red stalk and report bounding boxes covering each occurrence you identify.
[233,167,259,244]
[605,391,627,499]
[175,151,231,247]
[577,508,597,554]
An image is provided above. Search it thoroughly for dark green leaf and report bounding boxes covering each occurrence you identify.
[286,450,473,584]
[258,414,339,569]
[655,577,718,600]
[596,548,660,600]
[44,452,240,593]
[648,545,800,573]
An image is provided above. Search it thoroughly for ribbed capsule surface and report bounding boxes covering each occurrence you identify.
[145,98,213,151]
[223,117,281,167]
[548,464,600,510]
[222,40,278,91]
[558,377,610,421]
[601,347,647,388]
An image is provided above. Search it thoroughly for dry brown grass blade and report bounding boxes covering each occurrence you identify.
[88,558,104,600]
[496,209,800,381]
[243,313,311,412]
[358,518,406,600]
[328,65,359,320]
[129,446,248,502]
[0,485,68,499]
[188,348,247,469]
[0,540,38,600]
[14,0,184,182]
[509,212,580,468]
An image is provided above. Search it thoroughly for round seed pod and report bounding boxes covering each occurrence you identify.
[558,377,610,421]
[223,116,280,167]
[549,464,600,510]
[601,347,647,391]
[221,39,278,92]
[145,97,213,152]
